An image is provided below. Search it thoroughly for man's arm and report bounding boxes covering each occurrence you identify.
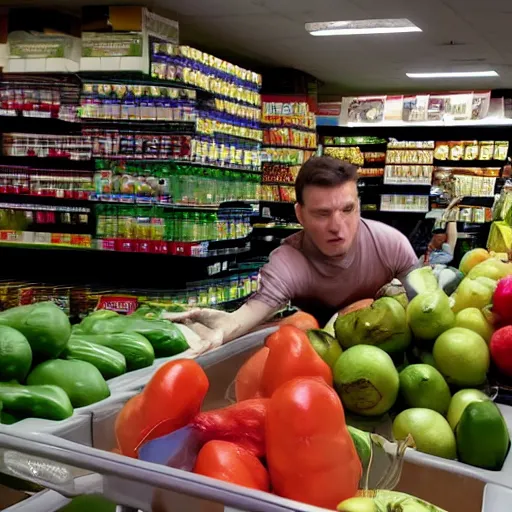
[445,221,457,254]
[163,245,306,353]
[391,232,420,281]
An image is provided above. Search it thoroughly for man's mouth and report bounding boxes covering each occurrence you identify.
[327,237,344,244]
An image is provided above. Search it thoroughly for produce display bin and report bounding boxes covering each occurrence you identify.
[0,327,503,512]
[107,327,277,395]
[106,349,195,393]
[0,427,489,512]
[0,390,138,445]
[0,329,276,446]
[482,484,512,512]
[1,489,70,512]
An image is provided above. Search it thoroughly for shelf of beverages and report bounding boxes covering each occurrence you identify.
[95,204,253,244]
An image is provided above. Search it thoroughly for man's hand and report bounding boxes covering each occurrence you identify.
[163,300,278,356]
[162,308,234,355]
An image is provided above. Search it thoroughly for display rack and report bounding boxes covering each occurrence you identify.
[317,124,508,255]
[0,38,265,293]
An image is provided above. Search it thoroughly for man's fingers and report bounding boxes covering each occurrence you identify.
[186,322,224,355]
[161,308,202,323]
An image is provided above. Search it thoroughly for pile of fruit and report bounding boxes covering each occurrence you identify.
[319,248,512,471]
[0,303,193,423]
[114,340,447,511]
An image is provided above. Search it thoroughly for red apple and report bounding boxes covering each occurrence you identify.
[490,325,512,376]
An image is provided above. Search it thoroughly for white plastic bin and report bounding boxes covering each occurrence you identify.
[482,484,512,512]
[0,327,507,512]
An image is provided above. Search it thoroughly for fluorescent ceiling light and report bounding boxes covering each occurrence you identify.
[407,71,499,78]
[306,18,421,36]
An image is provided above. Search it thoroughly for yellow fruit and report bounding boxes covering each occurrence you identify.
[455,308,494,344]
[433,328,490,387]
[459,248,490,275]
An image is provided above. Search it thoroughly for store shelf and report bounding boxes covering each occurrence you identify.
[0,115,83,135]
[0,194,92,207]
[262,144,316,151]
[95,159,261,174]
[434,159,507,168]
[0,156,93,170]
[78,71,202,93]
[80,118,196,134]
[0,242,251,288]
[262,123,316,133]
[317,124,512,142]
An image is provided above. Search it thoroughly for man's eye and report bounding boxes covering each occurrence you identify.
[343,206,354,213]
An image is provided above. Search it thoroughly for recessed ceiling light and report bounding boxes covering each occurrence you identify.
[407,71,499,78]
[305,18,421,36]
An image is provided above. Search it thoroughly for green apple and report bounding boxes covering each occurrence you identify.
[306,329,342,367]
[455,307,494,344]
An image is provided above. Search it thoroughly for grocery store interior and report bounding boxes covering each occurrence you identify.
[1,1,512,512]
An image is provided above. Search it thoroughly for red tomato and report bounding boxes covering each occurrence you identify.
[234,347,269,401]
[266,377,361,508]
[262,325,332,397]
[115,359,209,458]
[279,311,319,331]
[194,440,270,492]
[192,399,268,458]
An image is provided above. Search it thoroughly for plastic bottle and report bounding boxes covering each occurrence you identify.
[96,205,105,239]
[191,212,200,241]
[184,212,191,242]
[208,212,218,240]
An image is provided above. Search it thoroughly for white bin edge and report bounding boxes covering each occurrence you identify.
[0,428,335,512]
[403,403,512,487]
[482,483,512,512]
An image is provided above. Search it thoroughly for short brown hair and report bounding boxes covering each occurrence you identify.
[295,156,358,204]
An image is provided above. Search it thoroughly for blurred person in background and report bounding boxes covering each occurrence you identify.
[420,197,462,267]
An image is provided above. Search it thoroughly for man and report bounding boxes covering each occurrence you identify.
[167,156,418,353]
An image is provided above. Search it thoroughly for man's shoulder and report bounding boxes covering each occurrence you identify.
[270,237,309,264]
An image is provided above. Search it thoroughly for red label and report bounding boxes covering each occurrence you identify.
[97,295,138,314]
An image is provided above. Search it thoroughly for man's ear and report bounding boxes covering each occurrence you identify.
[295,203,304,226]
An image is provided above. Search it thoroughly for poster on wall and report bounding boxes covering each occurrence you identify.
[332,91,497,126]
[344,96,386,123]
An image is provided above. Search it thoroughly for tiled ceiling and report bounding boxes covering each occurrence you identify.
[11,0,512,94]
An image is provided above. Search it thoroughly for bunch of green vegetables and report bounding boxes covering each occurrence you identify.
[0,302,191,424]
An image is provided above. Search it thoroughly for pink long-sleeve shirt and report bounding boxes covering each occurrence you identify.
[252,218,418,324]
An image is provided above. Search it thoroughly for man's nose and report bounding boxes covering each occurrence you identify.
[327,212,344,232]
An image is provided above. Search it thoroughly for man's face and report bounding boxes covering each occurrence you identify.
[295,182,360,257]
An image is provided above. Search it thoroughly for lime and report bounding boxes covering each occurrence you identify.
[392,408,456,460]
[433,327,490,387]
[456,400,510,470]
[455,308,494,344]
[406,290,455,342]
[0,325,32,382]
[399,364,451,415]
[446,389,490,430]
[333,345,399,416]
